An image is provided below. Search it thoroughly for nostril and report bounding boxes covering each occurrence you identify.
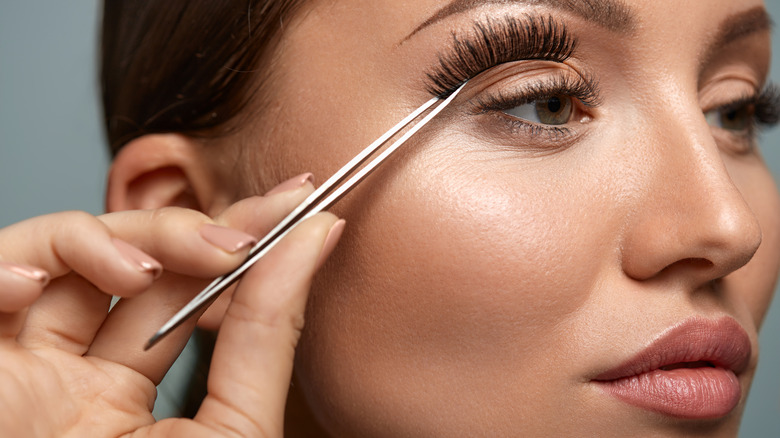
[658,258,714,276]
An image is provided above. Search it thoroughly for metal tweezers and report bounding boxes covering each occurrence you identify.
[145,82,468,349]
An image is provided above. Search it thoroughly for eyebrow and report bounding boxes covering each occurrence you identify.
[704,6,772,66]
[406,0,637,40]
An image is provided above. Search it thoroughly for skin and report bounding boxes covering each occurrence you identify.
[243,0,780,436]
[0,0,777,437]
[0,183,342,437]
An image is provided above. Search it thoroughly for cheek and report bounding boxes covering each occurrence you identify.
[294,134,618,433]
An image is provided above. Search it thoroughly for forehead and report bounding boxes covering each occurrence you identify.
[300,0,768,35]
[280,0,770,94]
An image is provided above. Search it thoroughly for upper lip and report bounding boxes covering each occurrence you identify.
[594,317,752,381]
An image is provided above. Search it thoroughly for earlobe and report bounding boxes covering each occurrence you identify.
[106,134,218,213]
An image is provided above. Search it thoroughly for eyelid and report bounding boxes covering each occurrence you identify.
[701,84,780,154]
[458,69,598,148]
[469,69,602,115]
[702,84,780,128]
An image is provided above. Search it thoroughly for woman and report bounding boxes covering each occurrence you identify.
[0,0,778,436]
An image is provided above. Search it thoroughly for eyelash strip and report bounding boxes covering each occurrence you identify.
[426,15,578,97]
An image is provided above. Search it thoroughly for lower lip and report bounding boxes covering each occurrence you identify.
[598,367,741,419]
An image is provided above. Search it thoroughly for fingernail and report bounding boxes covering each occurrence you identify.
[264,172,314,196]
[200,224,257,253]
[316,219,346,269]
[111,238,163,279]
[0,261,50,287]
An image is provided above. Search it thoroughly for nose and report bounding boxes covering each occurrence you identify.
[620,110,762,286]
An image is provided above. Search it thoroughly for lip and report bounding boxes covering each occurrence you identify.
[593,317,751,419]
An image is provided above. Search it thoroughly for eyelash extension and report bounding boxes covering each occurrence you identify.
[426,14,577,98]
[715,84,780,141]
[743,83,780,129]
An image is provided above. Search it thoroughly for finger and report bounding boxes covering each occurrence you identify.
[0,261,49,313]
[16,273,110,355]
[97,181,314,278]
[86,272,208,383]
[0,310,27,339]
[195,214,344,437]
[199,186,323,330]
[11,204,257,370]
[0,214,156,340]
[212,176,315,237]
[98,209,255,278]
[0,212,161,297]
[86,184,316,382]
[0,262,50,338]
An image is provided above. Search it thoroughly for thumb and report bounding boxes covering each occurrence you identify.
[194,213,344,437]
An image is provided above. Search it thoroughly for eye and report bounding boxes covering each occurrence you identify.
[502,94,574,125]
[705,105,753,132]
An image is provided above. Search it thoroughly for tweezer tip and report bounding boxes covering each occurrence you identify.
[144,332,163,351]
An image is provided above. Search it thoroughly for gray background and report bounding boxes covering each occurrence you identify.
[0,1,778,435]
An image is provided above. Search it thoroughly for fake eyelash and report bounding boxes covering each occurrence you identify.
[426,14,577,98]
[729,84,780,130]
[425,13,780,142]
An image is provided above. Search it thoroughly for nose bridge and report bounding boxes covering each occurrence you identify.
[621,99,762,282]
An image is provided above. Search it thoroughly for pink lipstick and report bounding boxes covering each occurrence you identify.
[594,318,751,419]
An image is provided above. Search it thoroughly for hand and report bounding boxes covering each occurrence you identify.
[0,181,343,437]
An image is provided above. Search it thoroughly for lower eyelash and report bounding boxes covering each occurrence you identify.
[466,73,599,140]
[468,78,780,143]
[508,123,573,142]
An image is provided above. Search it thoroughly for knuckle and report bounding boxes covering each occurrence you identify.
[147,205,178,225]
[57,210,99,228]
[225,298,306,345]
[149,206,208,233]
[49,211,104,241]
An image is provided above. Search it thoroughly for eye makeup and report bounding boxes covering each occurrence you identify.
[423,12,780,148]
[729,85,780,131]
[706,84,780,150]
[419,13,603,145]
[422,14,600,143]
[468,71,599,140]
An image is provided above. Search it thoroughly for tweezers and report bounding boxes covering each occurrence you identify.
[145,82,468,350]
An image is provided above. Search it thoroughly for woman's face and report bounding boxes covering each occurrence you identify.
[238,0,780,435]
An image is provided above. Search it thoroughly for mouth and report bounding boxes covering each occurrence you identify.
[658,360,715,371]
[592,317,751,420]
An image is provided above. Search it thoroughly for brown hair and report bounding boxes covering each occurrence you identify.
[101,0,304,155]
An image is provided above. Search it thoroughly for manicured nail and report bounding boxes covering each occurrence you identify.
[200,224,257,253]
[264,172,314,196]
[316,219,346,269]
[111,238,163,279]
[0,261,50,287]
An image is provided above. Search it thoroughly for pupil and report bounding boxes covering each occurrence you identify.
[547,97,562,113]
[725,110,738,121]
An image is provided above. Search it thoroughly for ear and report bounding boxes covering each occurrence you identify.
[109,134,241,331]
[106,134,228,214]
